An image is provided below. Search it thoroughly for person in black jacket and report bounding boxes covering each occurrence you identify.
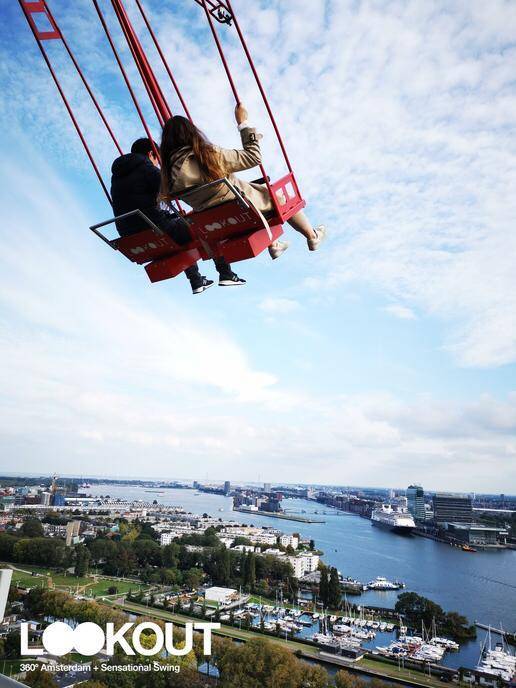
[111,138,245,294]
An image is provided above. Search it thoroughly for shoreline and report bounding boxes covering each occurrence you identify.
[233,507,325,524]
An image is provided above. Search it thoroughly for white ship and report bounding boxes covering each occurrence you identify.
[371,503,415,534]
[366,576,404,590]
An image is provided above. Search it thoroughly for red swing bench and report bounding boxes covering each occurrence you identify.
[90,173,305,283]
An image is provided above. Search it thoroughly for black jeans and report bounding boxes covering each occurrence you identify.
[184,258,233,285]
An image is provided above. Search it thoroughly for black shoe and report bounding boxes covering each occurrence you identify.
[191,277,214,295]
[218,272,246,287]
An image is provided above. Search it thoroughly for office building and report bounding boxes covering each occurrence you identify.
[223,481,231,496]
[40,492,51,506]
[407,484,426,521]
[433,493,472,524]
[65,520,81,547]
[264,483,271,493]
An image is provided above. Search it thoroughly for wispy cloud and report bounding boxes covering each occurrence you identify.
[383,304,416,320]
[259,297,301,315]
[1,0,516,489]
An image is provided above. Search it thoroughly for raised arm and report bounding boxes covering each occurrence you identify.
[216,103,262,174]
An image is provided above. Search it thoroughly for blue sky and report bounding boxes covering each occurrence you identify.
[0,0,515,492]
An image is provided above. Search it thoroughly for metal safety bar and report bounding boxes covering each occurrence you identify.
[177,177,251,211]
[89,209,169,246]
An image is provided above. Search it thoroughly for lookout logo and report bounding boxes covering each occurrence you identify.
[1,568,218,658]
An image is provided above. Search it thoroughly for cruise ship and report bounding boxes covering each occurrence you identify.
[371,504,415,534]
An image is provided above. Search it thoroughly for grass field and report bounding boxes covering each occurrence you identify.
[1,562,149,597]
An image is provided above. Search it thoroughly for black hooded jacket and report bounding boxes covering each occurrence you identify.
[110,153,191,243]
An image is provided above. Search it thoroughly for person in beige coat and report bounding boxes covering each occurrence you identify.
[159,104,326,262]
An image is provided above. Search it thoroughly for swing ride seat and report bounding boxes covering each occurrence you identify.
[90,173,304,283]
[90,209,202,282]
[21,0,310,288]
[173,175,293,266]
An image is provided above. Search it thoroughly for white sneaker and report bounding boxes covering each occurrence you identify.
[308,225,327,251]
[269,240,289,260]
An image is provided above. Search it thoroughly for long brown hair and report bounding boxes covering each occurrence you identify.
[160,116,226,201]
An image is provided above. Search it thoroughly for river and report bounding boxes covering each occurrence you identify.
[90,484,516,671]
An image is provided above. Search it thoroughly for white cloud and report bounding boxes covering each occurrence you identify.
[2,0,516,490]
[383,304,416,320]
[6,0,516,368]
[258,297,300,314]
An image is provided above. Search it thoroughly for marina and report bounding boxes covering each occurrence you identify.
[212,601,515,682]
[91,484,516,674]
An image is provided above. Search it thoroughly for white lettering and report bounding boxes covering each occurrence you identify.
[105,622,135,656]
[165,623,193,656]
[21,623,43,656]
[194,622,220,656]
[132,622,164,657]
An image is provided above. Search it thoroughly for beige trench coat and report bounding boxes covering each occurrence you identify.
[167,126,274,214]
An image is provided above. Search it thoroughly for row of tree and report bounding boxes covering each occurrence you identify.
[319,566,342,609]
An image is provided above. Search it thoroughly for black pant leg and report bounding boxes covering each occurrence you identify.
[214,258,233,277]
[184,264,202,283]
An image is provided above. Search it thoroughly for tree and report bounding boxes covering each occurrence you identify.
[247,552,256,590]
[214,547,230,586]
[183,567,203,590]
[132,539,161,568]
[0,533,18,561]
[161,542,180,568]
[218,638,318,688]
[302,665,332,687]
[13,538,65,566]
[335,671,367,688]
[0,631,21,658]
[328,567,341,609]
[24,667,58,687]
[319,566,329,607]
[74,544,91,577]
[395,591,444,625]
[21,518,44,538]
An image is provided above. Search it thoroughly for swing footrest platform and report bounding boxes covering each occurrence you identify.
[145,248,202,283]
[219,224,283,263]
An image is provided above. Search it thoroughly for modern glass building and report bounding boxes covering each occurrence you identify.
[407,484,426,521]
[432,493,473,524]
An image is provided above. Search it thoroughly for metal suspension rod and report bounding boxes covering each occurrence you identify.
[43,0,123,156]
[110,0,169,127]
[201,0,283,214]
[92,0,160,161]
[133,0,193,121]
[18,0,112,204]
[108,0,186,214]
[201,0,240,103]
[226,0,293,174]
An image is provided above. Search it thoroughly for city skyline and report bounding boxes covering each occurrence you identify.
[1,470,514,498]
[1,1,516,493]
